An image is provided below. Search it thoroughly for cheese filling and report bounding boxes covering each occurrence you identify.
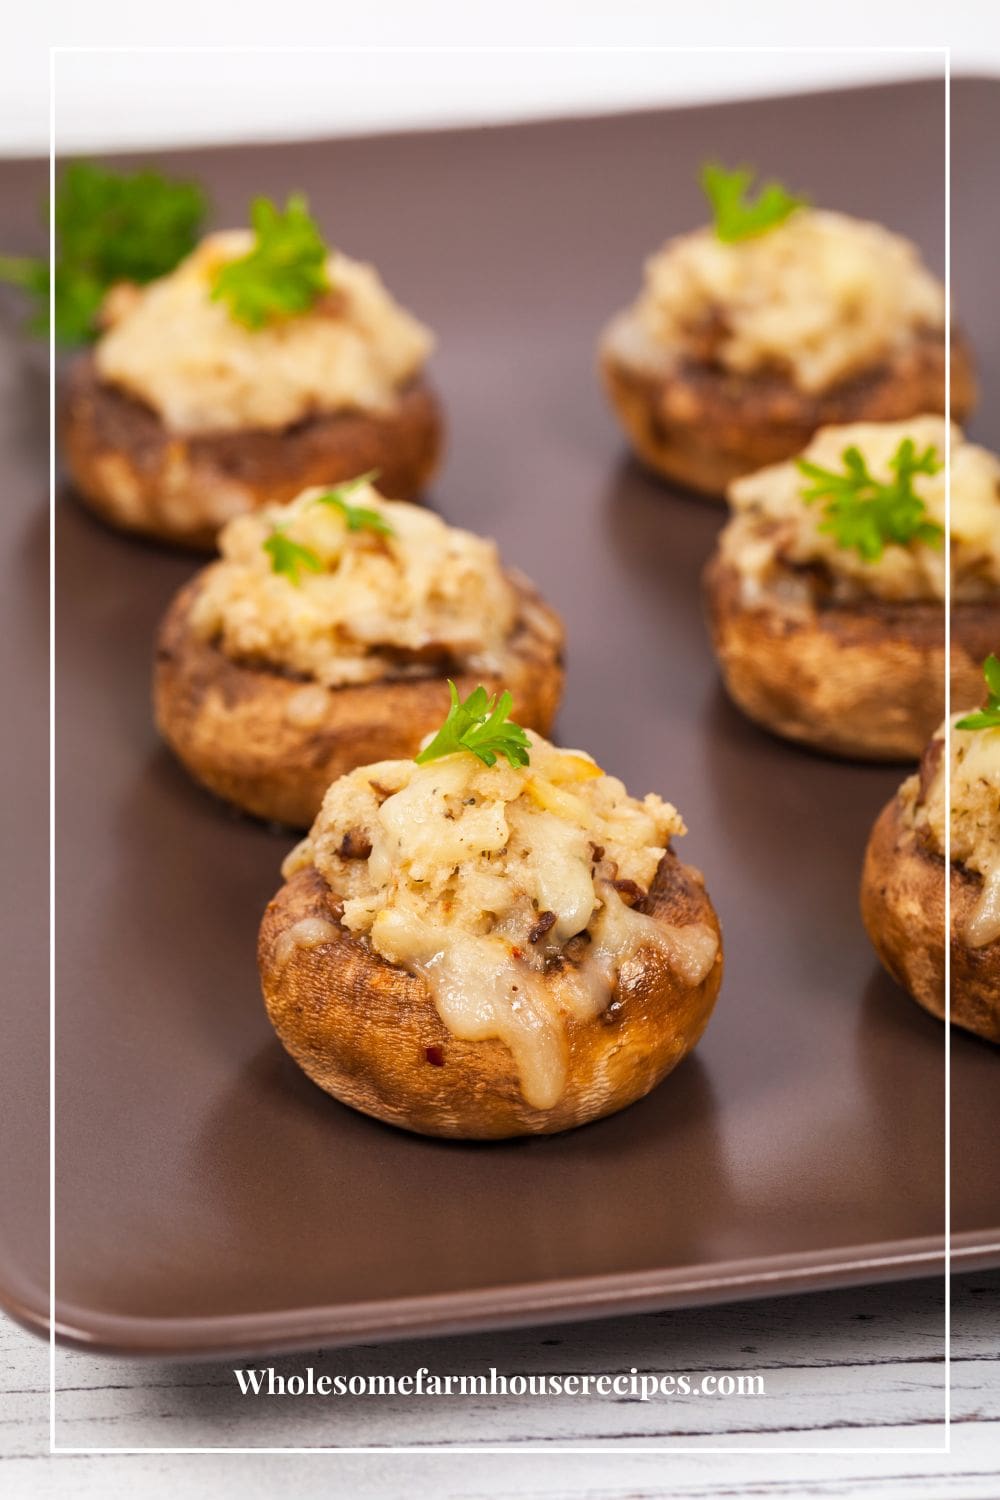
[904,717,1000,948]
[189,483,523,688]
[284,736,719,1109]
[721,418,1000,605]
[619,209,944,394]
[94,231,434,434]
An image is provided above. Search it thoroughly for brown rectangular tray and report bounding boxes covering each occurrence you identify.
[2,76,999,1359]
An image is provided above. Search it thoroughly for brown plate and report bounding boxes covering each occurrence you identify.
[2,77,999,1359]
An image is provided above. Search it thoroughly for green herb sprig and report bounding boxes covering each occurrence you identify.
[210,194,329,329]
[0,162,206,344]
[0,255,65,333]
[956,655,1000,731]
[796,438,944,563]
[701,162,808,243]
[263,527,323,586]
[263,473,391,581]
[416,683,532,770]
[312,471,393,536]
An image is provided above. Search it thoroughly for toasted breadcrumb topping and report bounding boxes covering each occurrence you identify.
[619,209,944,395]
[95,231,433,433]
[190,483,521,687]
[288,734,685,949]
[721,418,1000,605]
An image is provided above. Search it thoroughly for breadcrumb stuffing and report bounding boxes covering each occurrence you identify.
[190,483,520,687]
[96,231,433,433]
[722,418,1000,604]
[286,733,685,955]
[630,209,944,394]
[904,717,1000,948]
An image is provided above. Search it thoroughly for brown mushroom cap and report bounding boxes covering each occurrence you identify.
[702,553,996,761]
[861,792,1000,1044]
[599,322,976,500]
[155,569,565,828]
[61,353,444,549]
[258,850,724,1139]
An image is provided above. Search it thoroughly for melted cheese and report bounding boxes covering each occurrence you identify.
[95,231,433,433]
[372,911,567,1109]
[550,887,718,1022]
[722,418,1000,604]
[622,209,944,394]
[285,735,718,1108]
[273,916,340,971]
[190,482,521,687]
[904,717,1000,948]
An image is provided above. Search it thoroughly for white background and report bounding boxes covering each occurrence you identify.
[47,48,946,156]
[3,1,998,156]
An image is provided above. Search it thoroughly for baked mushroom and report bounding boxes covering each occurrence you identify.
[259,706,724,1138]
[599,164,975,499]
[62,195,443,548]
[861,656,1000,1043]
[703,417,1000,760]
[155,476,564,827]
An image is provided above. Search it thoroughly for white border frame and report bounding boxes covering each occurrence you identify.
[48,41,953,1458]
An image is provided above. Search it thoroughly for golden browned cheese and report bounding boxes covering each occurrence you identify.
[282,736,719,1110]
[95,231,433,433]
[903,717,1000,948]
[721,418,1000,604]
[626,210,945,394]
[190,482,520,687]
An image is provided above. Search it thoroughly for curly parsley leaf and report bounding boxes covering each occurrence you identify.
[210,194,329,329]
[311,471,393,536]
[263,527,323,586]
[796,438,944,563]
[956,654,1000,731]
[0,162,206,344]
[55,162,207,286]
[701,162,808,243]
[415,682,532,770]
[0,256,72,338]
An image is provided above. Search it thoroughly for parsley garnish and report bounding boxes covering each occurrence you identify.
[210,194,329,329]
[956,655,1000,731]
[701,162,808,243]
[263,473,391,582]
[0,161,206,344]
[263,528,323,586]
[415,683,532,770]
[312,472,393,536]
[796,438,944,563]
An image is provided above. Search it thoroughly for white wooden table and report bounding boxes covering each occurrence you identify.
[2,1271,997,1496]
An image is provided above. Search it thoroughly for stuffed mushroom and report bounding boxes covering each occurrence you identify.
[861,656,1000,1043]
[62,195,443,548]
[259,706,724,1138]
[599,165,975,499]
[703,417,999,761]
[155,476,564,827]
